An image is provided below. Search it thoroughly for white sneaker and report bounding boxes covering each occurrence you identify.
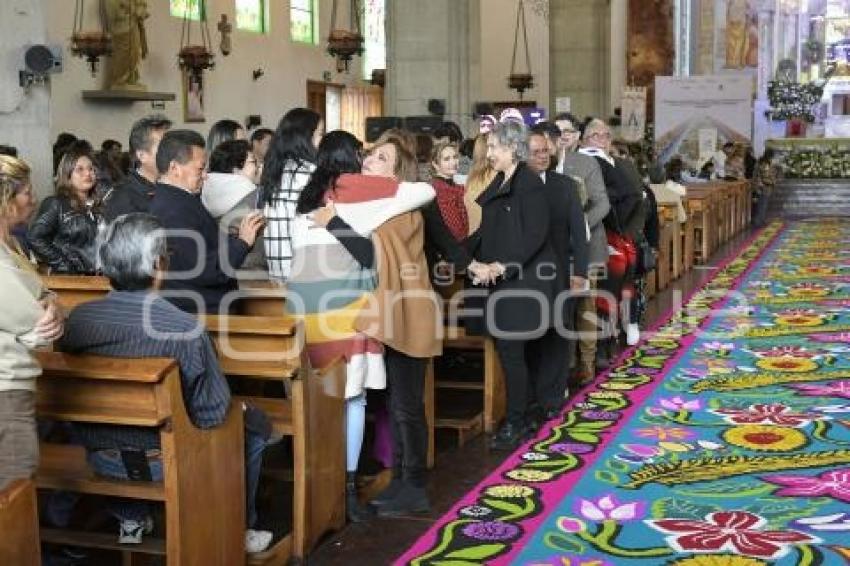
[245,529,273,554]
[118,516,153,544]
[626,323,640,346]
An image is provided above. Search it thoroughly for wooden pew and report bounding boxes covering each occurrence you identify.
[237,280,287,317]
[433,280,507,440]
[35,352,245,565]
[44,275,285,317]
[201,315,347,564]
[42,274,111,311]
[0,479,40,566]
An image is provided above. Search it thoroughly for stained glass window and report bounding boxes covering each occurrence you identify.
[171,0,203,20]
[291,0,317,44]
[236,0,266,33]
[363,0,386,79]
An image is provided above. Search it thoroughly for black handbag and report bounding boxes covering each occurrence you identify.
[638,236,656,273]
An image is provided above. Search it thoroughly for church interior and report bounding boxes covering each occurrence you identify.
[2,1,850,565]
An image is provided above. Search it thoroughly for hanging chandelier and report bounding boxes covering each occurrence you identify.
[508,0,534,99]
[327,0,364,73]
[179,0,215,79]
[70,0,113,76]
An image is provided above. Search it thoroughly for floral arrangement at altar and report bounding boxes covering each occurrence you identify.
[782,146,850,178]
[765,80,824,122]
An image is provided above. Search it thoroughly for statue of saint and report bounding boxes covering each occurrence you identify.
[102,0,150,91]
[218,14,233,56]
[725,0,748,69]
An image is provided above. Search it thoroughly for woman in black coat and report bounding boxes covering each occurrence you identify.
[467,120,559,450]
[29,147,101,274]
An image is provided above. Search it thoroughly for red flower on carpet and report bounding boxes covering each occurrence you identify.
[645,511,819,559]
[763,469,850,503]
[710,403,823,427]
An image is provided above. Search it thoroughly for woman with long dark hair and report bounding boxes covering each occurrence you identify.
[287,130,434,522]
[29,147,102,274]
[260,108,323,279]
[206,119,246,155]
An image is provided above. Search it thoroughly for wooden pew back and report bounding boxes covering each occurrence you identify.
[35,352,245,566]
[0,479,40,566]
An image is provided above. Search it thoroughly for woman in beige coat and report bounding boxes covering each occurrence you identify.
[0,155,64,489]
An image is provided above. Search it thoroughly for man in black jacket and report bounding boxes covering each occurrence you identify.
[103,115,172,221]
[149,130,264,313]
[526,132,590,425]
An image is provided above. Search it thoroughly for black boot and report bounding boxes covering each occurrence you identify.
[370,472,404,507]
[346,472,374,523]
[489,420,525,451]
[375,480,430,518]
[595,337,612,370]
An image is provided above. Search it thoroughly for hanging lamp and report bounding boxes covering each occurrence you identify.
[179,0,215,79]
[70,0,112,76]
[508,0,534,99]
[327,0,364,73]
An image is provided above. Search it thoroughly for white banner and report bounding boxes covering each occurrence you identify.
[655,75,753,166]
[620,87,647,142]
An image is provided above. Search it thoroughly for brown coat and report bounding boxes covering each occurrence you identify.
[354,212,442,358]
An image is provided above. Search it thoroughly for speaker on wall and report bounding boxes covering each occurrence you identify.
[403,115,443,135]
[473,102,494,118]
[427,98,446,116]
[365,116,404,142]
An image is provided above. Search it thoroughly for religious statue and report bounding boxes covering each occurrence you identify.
[725,0,749,69]
[102,0,149,91]
[218,14,233,56]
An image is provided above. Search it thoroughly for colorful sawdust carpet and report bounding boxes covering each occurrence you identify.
[398,220,850,565]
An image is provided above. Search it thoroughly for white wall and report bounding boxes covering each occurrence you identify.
[479,0,550,111]
[45,0,361,153]
[0,0,53,195]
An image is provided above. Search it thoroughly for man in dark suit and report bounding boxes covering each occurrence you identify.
[148,130,264,313]
[525,132,590,426]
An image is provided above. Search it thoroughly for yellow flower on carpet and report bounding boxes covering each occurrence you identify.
[722,425,807,452]
[797,265,835,276]
[774,310,825,327]
[484,484,534,498]
[755,357,818,373]
[788,283,831,298]
[667,555,768,565]
[505,469,553,482]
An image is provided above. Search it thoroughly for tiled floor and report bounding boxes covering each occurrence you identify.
[309,227,761,566]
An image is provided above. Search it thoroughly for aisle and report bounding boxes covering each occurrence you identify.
[399,220,850,565]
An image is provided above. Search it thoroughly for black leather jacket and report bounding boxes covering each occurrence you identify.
[28,196,101,274]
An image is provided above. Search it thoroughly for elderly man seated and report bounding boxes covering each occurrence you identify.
[58,213,273,553]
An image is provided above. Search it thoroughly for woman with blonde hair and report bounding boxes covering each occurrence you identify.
[429,140,468,242]
[316,128,487,516]
[29,147,101,273]
[464,134,495,235]
[0,155,64,489]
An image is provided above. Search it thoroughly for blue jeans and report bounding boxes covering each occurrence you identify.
[47,427,267,528]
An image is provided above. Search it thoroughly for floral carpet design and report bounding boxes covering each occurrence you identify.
[398,220,850,565]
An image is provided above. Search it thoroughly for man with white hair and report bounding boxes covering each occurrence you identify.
[59,213,273,553]
[579,118,646,354]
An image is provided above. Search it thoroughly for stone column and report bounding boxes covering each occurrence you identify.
[384,0,478,135]
[0,0,52,196]
[550,0,611,119]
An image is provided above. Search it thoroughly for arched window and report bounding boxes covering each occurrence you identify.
[170,0,202,20]
[291,0,318,44]
[363,0,386,80]
[236,0,266,33]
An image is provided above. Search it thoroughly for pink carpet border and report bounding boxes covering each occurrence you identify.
[396,221,787,565]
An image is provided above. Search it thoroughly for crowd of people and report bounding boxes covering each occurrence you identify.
[0,107,774,557]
